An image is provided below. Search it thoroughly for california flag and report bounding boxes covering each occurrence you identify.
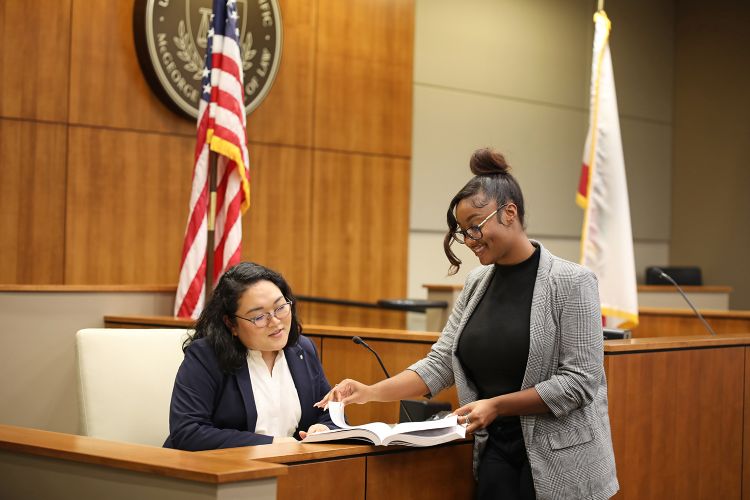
[577,11,638,329]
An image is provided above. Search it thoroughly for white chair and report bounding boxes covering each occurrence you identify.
[76,328,190,446]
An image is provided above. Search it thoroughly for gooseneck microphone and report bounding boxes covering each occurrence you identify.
[652,267,717,336]
[351,336,414,422]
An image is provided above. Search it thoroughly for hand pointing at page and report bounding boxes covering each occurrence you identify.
[314,378,374,408]
[315,370,431,410]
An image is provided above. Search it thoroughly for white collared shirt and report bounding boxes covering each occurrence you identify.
[246,350,302,438]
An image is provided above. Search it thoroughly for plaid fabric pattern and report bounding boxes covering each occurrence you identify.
[409,241,618,499]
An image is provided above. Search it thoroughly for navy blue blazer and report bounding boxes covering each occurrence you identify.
[164,335,334,451]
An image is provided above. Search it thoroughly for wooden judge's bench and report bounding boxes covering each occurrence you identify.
[100,315,750,499]
[3,313,749,499]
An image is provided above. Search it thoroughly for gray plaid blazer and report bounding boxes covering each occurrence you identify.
[409,241,618,500]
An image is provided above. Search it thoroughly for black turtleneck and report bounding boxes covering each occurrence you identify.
[457,245,540,403]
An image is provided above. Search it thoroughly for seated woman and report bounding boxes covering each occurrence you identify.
[164,262,333,451]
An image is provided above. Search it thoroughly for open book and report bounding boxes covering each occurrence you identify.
[301,402,466,447]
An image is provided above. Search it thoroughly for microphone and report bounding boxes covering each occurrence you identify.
[352,336,414,422]
[652,267,717,336]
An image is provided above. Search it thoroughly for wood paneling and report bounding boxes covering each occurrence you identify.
[242,144,312,294]
[321,337,458,425]
[302,303,406,331]
[68,0,193,134]
[307,335,322,359]
[309,150,410,329]
[745,347,750,500]
[634,308,750,337]
[606,347,744,499]
[65,126,193,283]
[366,445,474,500]
[3,0,415,322]
[0,0,71,121]
[314,0,414,156]
[277,457,364,500]
[246,0,316,147]
[0,120,67,283]
[0,424,286,483]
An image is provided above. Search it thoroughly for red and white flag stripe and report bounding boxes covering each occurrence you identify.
[174,2,251,319]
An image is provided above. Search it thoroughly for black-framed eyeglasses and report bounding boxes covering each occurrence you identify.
[451,204,508,244]
[234,300,293,328]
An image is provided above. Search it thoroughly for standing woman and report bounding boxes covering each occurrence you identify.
[165,262,333,451]
[317,148,618,499]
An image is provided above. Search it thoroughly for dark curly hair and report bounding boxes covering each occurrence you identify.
[184,262,302,373]
[444,148,527,275]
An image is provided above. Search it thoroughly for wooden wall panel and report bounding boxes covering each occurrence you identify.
[246,0,316,147]
[745,347,750,500]
[634,310,750,337]
[68,0,193,134]
[3,0,415,323]
[314,0,414,156]
[65,127,193,283]
[606,348,744,499]
[321,337,458,425]
[0,0,71,121]
[277,456,365,500]
[0,120,67,283]
[303,302,406,330]
[366,445,474,500]
[242,144,312,293]
[309,150,410,329]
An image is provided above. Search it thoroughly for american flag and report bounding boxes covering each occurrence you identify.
[174,0,251,318]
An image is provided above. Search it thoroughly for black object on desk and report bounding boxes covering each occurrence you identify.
[603,328,632,340]
[400,399,452,422]
[645,266,702,286]
[377,299,449,313]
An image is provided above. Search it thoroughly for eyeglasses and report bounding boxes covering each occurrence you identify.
[451,204,508,244]
[234,300,293,328]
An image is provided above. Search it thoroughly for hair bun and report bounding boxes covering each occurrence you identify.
[469,148,510,176]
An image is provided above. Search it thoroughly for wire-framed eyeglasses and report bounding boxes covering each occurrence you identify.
[451,204,508,244]
[234,300,293,328]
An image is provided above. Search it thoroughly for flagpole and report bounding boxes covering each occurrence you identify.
[598,0,604,11]
[205,149,218,300]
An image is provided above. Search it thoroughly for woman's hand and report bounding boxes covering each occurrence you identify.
[453,399,499,434]
[314,379,374,408]
[299,424,329,440]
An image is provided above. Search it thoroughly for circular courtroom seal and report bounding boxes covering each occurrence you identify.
[133,0,282,120]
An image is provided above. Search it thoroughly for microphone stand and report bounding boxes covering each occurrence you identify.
[654,267,717,336]
[352,336,415,422]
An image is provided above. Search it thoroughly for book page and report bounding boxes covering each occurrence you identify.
[388,414,459,434]
[327,402,392,441]
[328,402,461,438]
[383,426,466,447]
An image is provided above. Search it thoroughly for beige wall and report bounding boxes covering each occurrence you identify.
[0,292,175,433]
[671,1,750,310]
[407,0,675,325]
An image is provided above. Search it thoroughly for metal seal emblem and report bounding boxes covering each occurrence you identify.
[134,0,282,120]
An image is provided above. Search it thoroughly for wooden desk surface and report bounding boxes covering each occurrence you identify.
[604,333,750,353]
[0,424,286,484]
[423,284,734,294]
[637,285,733,293]
[639,306,750,319]
[198,439,472,463]
[104,315,442,343]
[199,441,376,464]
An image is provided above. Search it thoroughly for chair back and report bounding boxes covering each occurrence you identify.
[76,328,190,446]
